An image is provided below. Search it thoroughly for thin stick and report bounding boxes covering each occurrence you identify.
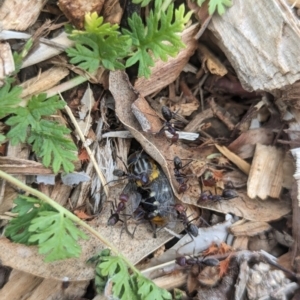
[61,94,109,197]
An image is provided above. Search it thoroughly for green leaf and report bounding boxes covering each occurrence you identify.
[6,93,76,173]
[132,0,152,6]
[5,196,41,244]
[6,107,31,144]
[28,211,88,262]
[0,82,23,118]
[66,13,132,72]
[137,276,172,300]
[5,196,52,245]
[124,0,192,78]
[99,256,138,299]
[28,120,77,173]
[0,134,5,144]
[6,94,65,145]
[27,94,64,121]
[208,0,232,15]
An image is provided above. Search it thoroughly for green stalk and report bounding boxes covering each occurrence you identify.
[0,170,141,275]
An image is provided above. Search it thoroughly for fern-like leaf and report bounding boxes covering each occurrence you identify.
[5,196,42,244]
[137,276,172,300]
[66,13,132,72]
[123,0,192,78]
[99,256,138,299]
[6,94,76,173]
[208,0,232,15]
[132,0,152,6]
[28,210,88,262]
[194,0,232,15]
[0,82,23,118]
[28,120,77,174]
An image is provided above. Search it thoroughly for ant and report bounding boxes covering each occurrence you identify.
[157,106,179,144]
[173,156,192,193]
[107,193,129,226]
[198,182,238,203]
[174,204,199,240]
[112,169,150,186]
[176,255,219,268]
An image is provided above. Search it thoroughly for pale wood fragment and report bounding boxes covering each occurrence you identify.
[208,0,300,91]
[247,144,284,199]
[153,272,187,291]
[286,0,300,8]
[22,32,74,69]
[0,270,43,299]
[27,278,88,300]
[228,128,274,159]
[214,144,251,175]
[134,24,198,97]
[0,0,47,30]
[0,157,52,175]
[20,67,70,99]
[229,221,271,237]
[232,236,249,250]
[197,43,228,76]
[0,42,15,84]
[291,148,300,205]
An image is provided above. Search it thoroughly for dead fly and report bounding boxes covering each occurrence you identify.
[108,151,177,238]
[173,156,192,193]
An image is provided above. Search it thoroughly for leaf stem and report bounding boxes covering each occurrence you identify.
[0,170,141,275]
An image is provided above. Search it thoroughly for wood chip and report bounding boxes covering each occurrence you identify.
[0,42,14,84]
[230,221,271,237]
[247,144,284,199]
[214,144,250,175]
[20,67,70,99]
[0,0,48,30]
[208,0,300,91]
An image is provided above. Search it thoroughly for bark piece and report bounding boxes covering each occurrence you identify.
[0,157,52,175]
[230,221,271,237]
[58,0,104,29]
[0,0,47,30]
[134,24,198,96]
[20,67,69,99]
[228,128,274,159]
[0,270,43,299]
[291,148,300,205]
[215,144,250,175]
[247,144,284,199]
[208,0,300,91]
[0,42,14,84]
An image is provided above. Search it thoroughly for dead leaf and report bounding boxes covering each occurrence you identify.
[78,148,90,163]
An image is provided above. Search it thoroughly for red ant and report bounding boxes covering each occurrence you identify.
[112,169,150,186]
[107,193,129,226]
[156,106,179,144]
[176,255,219,268]
[173,156,192,193]
[174,204,199,240]
[198,182,238,203]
